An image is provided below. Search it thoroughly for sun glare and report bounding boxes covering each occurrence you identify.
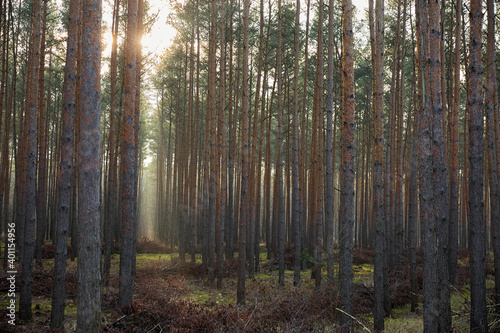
[102,0,179,72]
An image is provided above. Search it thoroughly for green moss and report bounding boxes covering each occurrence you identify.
[384,315,423,333]
[187,288,235,307]
[353,264,374,286]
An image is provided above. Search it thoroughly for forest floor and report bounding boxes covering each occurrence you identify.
[0,239,499,332]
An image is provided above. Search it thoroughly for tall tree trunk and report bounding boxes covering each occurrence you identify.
[251,0,265,275]
[226,0,234,259]
[417,0,440,330]
[207,0,217,284]
[77,0,102,330]
[217,0,227,288]
[133,0,143,278]
[408,7,418,313]
[276,0,285,287]
[119,0,137,307]
[485,0,500,311]
[35,0,48,267]
[468,0,487,330]
[292,0,301,287]
[300,0,310,256]
[394,0,407,268]
[19,0,42,320]
[50,0,80,328]
[448,0,461,285]
[325,0,334,284]
[370,0,386,329]
[0,0,13,273]
[428,0,451,329]
[188,15,196,265]
[237,0,250,305]
[339,0,355,327]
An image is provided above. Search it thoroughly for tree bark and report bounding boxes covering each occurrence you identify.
[276,0,285,287]
[77,0,102,330]
[35,0,48,267]
[448,0,461,285]
[468,0,487,330]
[217,0,227,288]
[428,0,451,329]
[237,0,250,306]
[292,0,301,287]
[207,0,217,284]
[370,0,386,328]
[50,0,80,328]
[19,0,42,321]
[119,0,138,307]
[339,0,355,327]
[325,0,334,284]
[485,0,500,311]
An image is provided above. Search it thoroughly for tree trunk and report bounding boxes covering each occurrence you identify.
[35,0,48,267]
[207,0,217,284]
[428,0,451,329]
[468,0,487,330]
[77,0,102,330]
[237,0,250,306]
[325,0,334,284]
[485,0,500,312]
[370,0,386,329]
[339,0,355,327]
[448,0,461,285]
[276,0,285,287]
[19,0,42,321]
[50,0,80,328]
[217,0,227,288]
[292,0,301,287]
[119,0,138,307]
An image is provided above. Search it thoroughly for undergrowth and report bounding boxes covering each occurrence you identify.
[0,239,497,332]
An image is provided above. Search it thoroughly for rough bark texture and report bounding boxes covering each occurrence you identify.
[310,0,324,290]
[428,0,451,329]
[448,0,461,285]
[485,0,500,310]
[339,0,355,327]
[217,0,226,288]
[19,0,41,321]
[50,0,79,328]
[119,0,137,307]
[35,0,48,267]
[237,0,250,306]
[409,11,418,312]
[325,0,334,284]
[276,0,285,287]
[370,0,385,329]
[207,0,217,284]
[468,0,487,331]
[292,0,301,287]
[77,0,102,330]
[416,0,438,330]
[226,0,234,259]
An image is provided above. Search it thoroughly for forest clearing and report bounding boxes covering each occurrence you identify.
[1,239,498,332]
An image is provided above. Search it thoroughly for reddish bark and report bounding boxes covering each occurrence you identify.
[119,0,138,307]
[468,0,487,330]
[237,0,250,306]
[339,0,355,327]
[19,0,42,321]
[50,0,80,328]
[77,0,102,330]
